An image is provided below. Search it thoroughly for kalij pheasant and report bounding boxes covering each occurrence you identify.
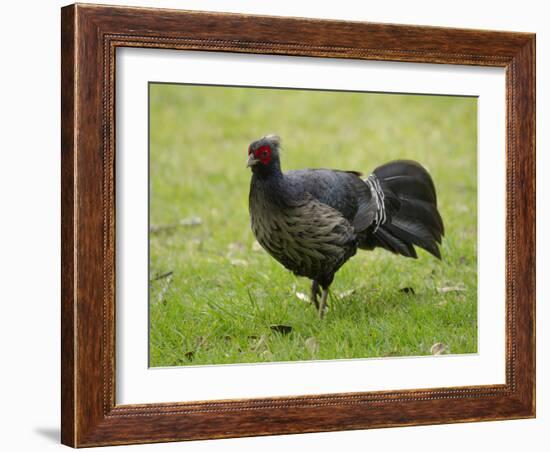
[247,135,444,319]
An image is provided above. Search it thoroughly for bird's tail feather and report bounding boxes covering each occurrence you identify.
[359,160,444,259]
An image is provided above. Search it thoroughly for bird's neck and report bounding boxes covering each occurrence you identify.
[251,159,283,181]
[250,161,288,206]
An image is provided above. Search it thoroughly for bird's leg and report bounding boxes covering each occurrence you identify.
[318,288,329,320]
[310,280,320,310]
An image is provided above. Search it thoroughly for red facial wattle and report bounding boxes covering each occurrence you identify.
[253,145,272,165]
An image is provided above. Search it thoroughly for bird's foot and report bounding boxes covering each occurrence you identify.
[318,289,329,320]
[310,280,321,310]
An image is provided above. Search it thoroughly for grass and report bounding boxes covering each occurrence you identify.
[148,83,477,367]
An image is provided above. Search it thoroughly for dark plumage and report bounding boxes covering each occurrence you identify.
[247,135,444,318]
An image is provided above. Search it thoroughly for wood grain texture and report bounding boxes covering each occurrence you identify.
[60,5,76,446]
[60,3,536,447]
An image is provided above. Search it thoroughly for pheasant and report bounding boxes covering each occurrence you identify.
[247,135,444,319]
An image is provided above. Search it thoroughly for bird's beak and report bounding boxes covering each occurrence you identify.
[247,153,259,168]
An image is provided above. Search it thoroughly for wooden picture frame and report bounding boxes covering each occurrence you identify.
[61,3,535,447]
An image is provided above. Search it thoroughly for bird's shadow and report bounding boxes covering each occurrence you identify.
[34,427,60,443]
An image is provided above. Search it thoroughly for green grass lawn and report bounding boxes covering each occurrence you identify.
[148,83,477,367]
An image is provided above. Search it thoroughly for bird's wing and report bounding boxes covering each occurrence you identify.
[351,196,378,232]
[285,169,363,219]
[285,168,382,233]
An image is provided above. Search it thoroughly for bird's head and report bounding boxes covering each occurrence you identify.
[247,135,282,176]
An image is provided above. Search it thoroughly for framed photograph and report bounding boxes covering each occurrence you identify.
[61,3,535,447]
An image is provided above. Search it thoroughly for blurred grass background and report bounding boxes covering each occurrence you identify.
[149,83,477,367]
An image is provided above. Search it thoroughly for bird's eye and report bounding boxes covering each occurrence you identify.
[262,150,268,157]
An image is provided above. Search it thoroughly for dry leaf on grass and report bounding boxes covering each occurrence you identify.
[180,216,203,227]
[227,242,245,253]
[261,350,274,359]
[150,216,202,234]
[338,289,356,298]
[151,271,173,282]
[251,335,267,352]
[151,273,173,305]
[437,284,466,294]
[430,342,449,355]
[305,337,319,354]
[195,336,209,348]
